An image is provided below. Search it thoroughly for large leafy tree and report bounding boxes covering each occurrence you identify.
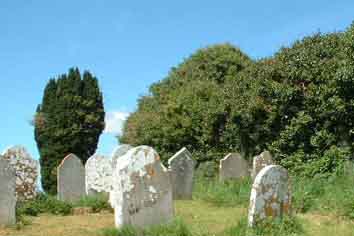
[120,44,253,164]
[35,68,105,194]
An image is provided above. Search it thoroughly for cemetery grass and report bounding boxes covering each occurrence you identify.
[4,175,354,235]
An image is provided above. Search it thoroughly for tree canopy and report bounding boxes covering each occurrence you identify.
[120,23,354,177]
[35,68,105,194]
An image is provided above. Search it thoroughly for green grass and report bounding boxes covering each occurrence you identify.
[74,194,112,213]
[193,177,251,207]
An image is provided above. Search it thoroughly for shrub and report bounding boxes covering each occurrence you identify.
[74,194,112,213]
[16,193,72,217]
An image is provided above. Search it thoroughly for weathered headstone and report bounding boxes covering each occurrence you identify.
[111,144,133,169]
[57,154,85,203]
[219,153,249,181]
[251,151,273,180]
[85,154,113,196]
[111,146,173,228]
[2,145,38,201]
[168,147,196,200]
[0,158,16,226]
[248,165,291,227]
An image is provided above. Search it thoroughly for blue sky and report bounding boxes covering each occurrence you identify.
[0,0,353,159]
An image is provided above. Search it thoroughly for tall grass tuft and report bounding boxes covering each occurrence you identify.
[193,177,252,207]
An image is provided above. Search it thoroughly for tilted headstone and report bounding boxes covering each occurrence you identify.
[251,151,273,180]
[57,154,86,203]
[2,145,38,201]
[111,144,133,169]
[0,158,16,226]
[85,154,113,196]
[248,165,291,227]
[219,153,249,181]
[168,147,196,200]
[111,146,173,228]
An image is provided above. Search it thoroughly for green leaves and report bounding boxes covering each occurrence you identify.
[35,68,105,194]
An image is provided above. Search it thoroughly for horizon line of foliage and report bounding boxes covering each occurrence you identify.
[120,22,354,176]
[34,68,105,194]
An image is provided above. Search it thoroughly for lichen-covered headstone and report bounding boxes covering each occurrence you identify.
[219,153,249,181]
[0,158,16,226]
[85,154,113,196]
[57,154,85,203]
[2,145,38,201]
[251,151,273,180]
[168,147,196,200]
[248,165,291,227]
[111,145,173,228]
[111,144,133,169]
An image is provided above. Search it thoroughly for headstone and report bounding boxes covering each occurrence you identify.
[85,154,113,196]
[111,144,133,169]
[251,151,273,180]
[57,154,85,203]
[219,153,249,181]
[2,145,39,201]
[248,165,291,227]
[0,159,16,226]
[168,147,196,200]
[111,146,173,228]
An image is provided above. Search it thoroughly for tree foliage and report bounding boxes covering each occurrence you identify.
[35,68,105,194]
[121,23,354,176]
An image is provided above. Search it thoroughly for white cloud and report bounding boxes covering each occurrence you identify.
[104,111,130,135]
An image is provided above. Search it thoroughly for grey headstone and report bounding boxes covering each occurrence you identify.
[248,165,291,227]
[85,154,113,196]
[111,144,133,169]
[2,145,39,201]
[251,151,274,180]
[0,158,16,226]
[57,154,86,203]
[168,147,195,200]
[111,146,173,228]
[219,153,249,181]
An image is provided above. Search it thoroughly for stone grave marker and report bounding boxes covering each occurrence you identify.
[219,153,249,181]
[57,154,85,203]
[2,145,39,201]
[111,145,173,228]
[0,158,16,226]
[111,144,133,169]
[168,147,196,200]
[85,154,113,196]
[251,151,273,180]
[248,165,291,227]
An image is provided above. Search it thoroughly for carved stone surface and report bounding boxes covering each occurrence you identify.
[251,151,274,180]
[168,147,195,200]
[111,144,133,169]
[0,158,16,226]
[2,145,38,201]
[111,146,173,228]
[219,153,249,181]
[248,165,291,227]
[85,154,113,196]
[57,154,86,203]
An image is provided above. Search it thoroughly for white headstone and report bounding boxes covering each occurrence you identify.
[111,146,174,228]
[111,144,133,169]
[248,165,291,227]
[2,145,38,201]
[85,154,113,196]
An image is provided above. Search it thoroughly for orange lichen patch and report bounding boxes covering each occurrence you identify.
[145,165,155,176]
[154,154,160,161]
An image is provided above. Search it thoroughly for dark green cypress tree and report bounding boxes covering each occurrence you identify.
[35,68,105,194]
